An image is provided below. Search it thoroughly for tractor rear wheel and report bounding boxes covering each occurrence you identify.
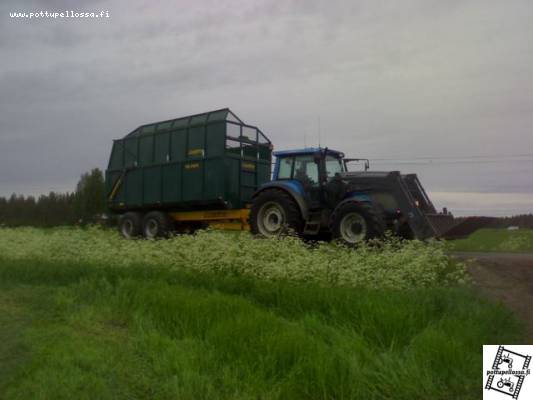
[118,212,143,239]
[250,189,303,237]
[142,211,172,239]
[329,202,384,245]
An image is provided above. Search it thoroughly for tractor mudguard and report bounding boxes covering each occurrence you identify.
[332,195,375,217]
[252,181,310,221]
[343,192,372,204]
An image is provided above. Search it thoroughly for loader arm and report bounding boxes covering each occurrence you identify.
[340,171,440,239]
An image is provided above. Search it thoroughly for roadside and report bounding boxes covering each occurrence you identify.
[451,252,533,342]
[447,229,533,253]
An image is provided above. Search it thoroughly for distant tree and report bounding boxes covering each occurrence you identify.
[0,197,6,226]
[0,167,104,227]
[24,195,37,224]
[8,194,25,226]
[74,168,105,224]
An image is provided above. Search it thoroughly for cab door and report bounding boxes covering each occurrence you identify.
[293,155,321,207]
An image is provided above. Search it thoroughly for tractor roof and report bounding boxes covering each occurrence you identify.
[273,147,344,158]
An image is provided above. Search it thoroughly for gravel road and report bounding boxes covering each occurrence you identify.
[451,252,533,342]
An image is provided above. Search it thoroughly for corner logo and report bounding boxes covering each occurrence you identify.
[484,345,532,399]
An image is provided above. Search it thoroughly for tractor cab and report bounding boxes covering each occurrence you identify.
[271,148,350,210]
[273,148,346,185]
[271,148,372,209]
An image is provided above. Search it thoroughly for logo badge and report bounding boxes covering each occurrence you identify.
[484,345,532,399]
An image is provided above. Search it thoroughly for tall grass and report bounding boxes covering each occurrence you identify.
[1,258,521,400]
[0,227,467,288]
[0,228,522,399]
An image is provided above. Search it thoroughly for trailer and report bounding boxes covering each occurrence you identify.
[105,108,272,238]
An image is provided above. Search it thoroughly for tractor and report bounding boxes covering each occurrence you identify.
[249,147,454,245]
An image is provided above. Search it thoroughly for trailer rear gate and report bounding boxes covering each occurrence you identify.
[105,109,272,222]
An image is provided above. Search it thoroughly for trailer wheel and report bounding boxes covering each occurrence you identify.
[329,202,383,245]
[118,212,142,239]
[142,211,172,239]
[250,189,303,237]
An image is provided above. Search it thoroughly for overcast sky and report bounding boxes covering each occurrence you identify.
[1,0,532,216]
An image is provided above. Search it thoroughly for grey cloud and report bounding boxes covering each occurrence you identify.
[14,0,107,8]
[0,0,532,216]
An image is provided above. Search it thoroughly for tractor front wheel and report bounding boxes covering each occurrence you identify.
[250,189,303,237]
[330,202,384,246]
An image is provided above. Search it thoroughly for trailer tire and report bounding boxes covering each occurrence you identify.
[142,211,172,239]
[250,189,304,237]
[329,202,384,246]
[118,212,143,239]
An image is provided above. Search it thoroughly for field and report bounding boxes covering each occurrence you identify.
[0,228,524,399]
[448,228,533,252]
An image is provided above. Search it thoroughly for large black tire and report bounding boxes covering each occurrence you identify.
[397,222,414,240]
[142,211,172,239]
[329,202,384,246]
[250,189,304,237]
[118,212,143,239]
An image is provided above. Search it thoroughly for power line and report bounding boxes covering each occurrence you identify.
[372,159,533,165]
[370,153,533,161]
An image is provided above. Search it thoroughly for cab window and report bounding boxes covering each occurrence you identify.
[277,157,293,179]
[325,155,343,179]
[293,155,318,186]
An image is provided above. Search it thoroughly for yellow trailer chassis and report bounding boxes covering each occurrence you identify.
[168,209,251,231]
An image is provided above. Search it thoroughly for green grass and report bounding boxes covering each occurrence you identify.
[0,228,524,398]
[0,257,523,400]
[0,286,42,392]
[448,228,533,252]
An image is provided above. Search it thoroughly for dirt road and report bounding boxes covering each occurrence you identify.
[451,252,533,342]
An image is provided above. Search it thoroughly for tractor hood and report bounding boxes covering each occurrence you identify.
[338,171,405,186]
[339,171,399,180]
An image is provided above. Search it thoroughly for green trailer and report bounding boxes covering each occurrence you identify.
[105,108,272,238]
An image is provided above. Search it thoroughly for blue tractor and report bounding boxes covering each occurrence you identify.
[249,147,454,245]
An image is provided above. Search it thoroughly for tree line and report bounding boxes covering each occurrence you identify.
[1,169,532,229]
[0,168,106,227]
[490,214,533,229]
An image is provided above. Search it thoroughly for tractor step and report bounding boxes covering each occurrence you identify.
[303,212,322,235]
[303,222,321,235]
